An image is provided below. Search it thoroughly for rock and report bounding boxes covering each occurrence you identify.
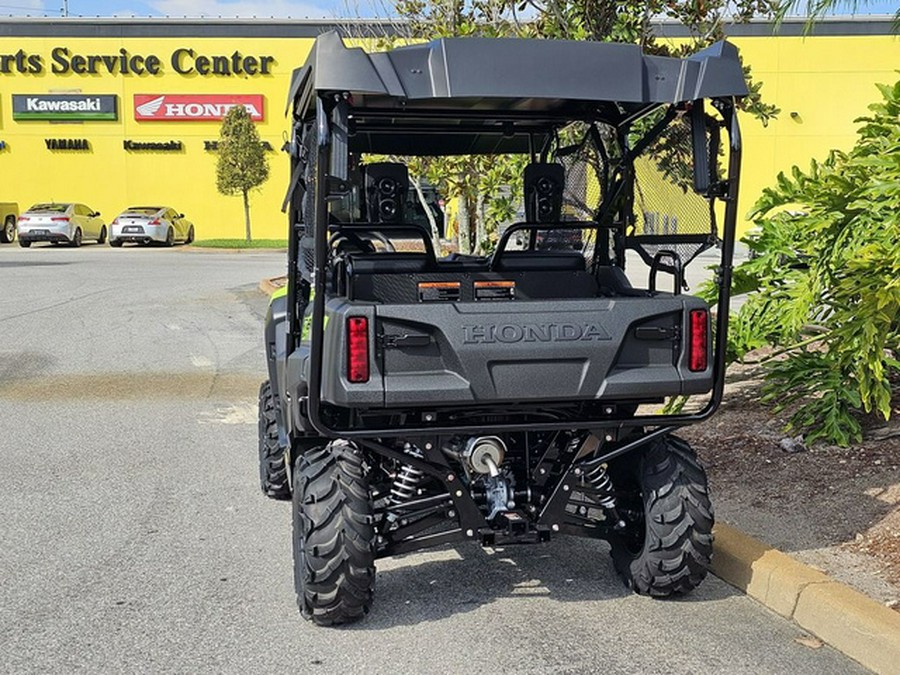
[780,435,807,453]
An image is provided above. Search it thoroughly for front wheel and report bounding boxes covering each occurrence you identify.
[1,216,15,243]
[97,226,107,244]
[258,380,290,500]
[293,441,376,625]
[608,435,714,597]
[186,225,195,244]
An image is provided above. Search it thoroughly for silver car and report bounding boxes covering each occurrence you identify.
[17,202,107,248]
[109,206,195,247]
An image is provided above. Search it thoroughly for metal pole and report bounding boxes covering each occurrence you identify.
[62,0,68,17]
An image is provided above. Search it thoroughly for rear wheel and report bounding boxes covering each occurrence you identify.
[70,228,82,248]
[165,227,174,247]
[258,380,290,500]
[608,435,713,597]
[97,226,107,244]
[293,441,376,625]
[19,239,31,248]
[109,239,123,248]
[1,216,15,243]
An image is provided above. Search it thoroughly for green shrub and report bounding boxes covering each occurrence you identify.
[726,78,900,446]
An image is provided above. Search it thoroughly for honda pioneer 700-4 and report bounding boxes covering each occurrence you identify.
[259,32,747,625]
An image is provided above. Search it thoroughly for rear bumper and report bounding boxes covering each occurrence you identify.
[111,224,168,243]
[17,229,72,243]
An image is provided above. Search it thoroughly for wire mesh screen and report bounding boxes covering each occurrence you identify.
[628,118,718,269]
[550,123,613,260]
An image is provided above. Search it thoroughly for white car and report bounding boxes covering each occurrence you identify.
[17,202,106,248]
[109,206,195,247]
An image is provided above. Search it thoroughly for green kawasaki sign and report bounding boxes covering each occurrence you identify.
[12,94,118,120]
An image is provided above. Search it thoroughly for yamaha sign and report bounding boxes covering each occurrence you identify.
[13,94,118,121]
[134,94,264,122]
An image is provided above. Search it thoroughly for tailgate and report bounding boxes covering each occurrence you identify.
[320,296,712,408]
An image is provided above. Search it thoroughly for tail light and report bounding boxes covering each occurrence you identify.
[149,218,160,225]
[347,317,370,383]
[688,309,709,372]
[17,216,28,223]
[51,217,70,222]
[112,218,119,225]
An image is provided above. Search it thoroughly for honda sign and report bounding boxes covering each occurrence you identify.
[134,94,264,122]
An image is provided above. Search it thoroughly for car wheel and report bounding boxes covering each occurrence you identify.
[109,239,123,248]
[70,228,82,248]
[165,227,174,247]
[19,239,31,248]
[186,225,195,245]
[608,435,713,597]
[97,226,107,244]
[1,216,15,243]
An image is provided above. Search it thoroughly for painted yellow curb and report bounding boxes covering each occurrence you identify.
[713,522,900,674]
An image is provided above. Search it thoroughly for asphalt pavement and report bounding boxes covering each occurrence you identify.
[0,244,863,674]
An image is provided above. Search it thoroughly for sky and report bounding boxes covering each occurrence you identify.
[0,0,896,20]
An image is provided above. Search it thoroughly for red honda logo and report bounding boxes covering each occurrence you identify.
[134,94,264,121]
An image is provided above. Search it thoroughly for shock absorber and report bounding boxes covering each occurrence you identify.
[583,463,626,530]
[390,445,425,505]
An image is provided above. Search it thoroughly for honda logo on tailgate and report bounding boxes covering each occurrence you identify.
[134,94,264,121]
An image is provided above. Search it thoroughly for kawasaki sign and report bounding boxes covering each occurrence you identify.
[13,94,118,121]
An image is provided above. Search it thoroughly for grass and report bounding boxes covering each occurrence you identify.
[191,238,288,249]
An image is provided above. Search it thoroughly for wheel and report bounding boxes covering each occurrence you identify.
[109,239,123,248]
[19,239,31,248]
[70,228,82,248]
[165,227,174,247]
[97,226,107,244]
[608,435,714,597]
[1,216,15,243]
[258,380,291,500]
[186,225,195,245]
[293,441,376,625]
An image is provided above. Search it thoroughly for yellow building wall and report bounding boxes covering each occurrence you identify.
[0,36,316,241]
[0,31,897,240]
[727,35,899,232]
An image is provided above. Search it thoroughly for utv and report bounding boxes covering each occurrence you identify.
[260,31,747,625]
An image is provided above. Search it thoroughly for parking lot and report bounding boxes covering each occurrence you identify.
[0,245,863,674]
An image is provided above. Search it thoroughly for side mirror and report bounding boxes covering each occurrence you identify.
[93,211,101,217]
[178,213,185,219]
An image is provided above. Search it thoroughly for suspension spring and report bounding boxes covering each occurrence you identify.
[583,463,617,509]
[391,448,426,504]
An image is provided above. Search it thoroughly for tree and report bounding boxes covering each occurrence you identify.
[216,105,269,242]
[348,0,781,253]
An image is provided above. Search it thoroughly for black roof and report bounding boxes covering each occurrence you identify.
[288,31,748,118]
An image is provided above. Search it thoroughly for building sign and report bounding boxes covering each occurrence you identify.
[45,138,90,150]
[0,48,275,77]
[204,140,274,151]
[123,139,183,151]
[134,94,264,122]
[13,94,118,121]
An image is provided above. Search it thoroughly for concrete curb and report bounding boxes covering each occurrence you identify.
[259,276,285,296]
[713,523,900,674]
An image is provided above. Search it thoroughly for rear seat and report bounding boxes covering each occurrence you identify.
[494,250,585,272]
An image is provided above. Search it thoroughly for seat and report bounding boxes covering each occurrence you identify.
[494,250,585,272]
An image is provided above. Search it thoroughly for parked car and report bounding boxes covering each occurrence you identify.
[0,202,17,243]
[109,206,195,247]
[17,203,106,248]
